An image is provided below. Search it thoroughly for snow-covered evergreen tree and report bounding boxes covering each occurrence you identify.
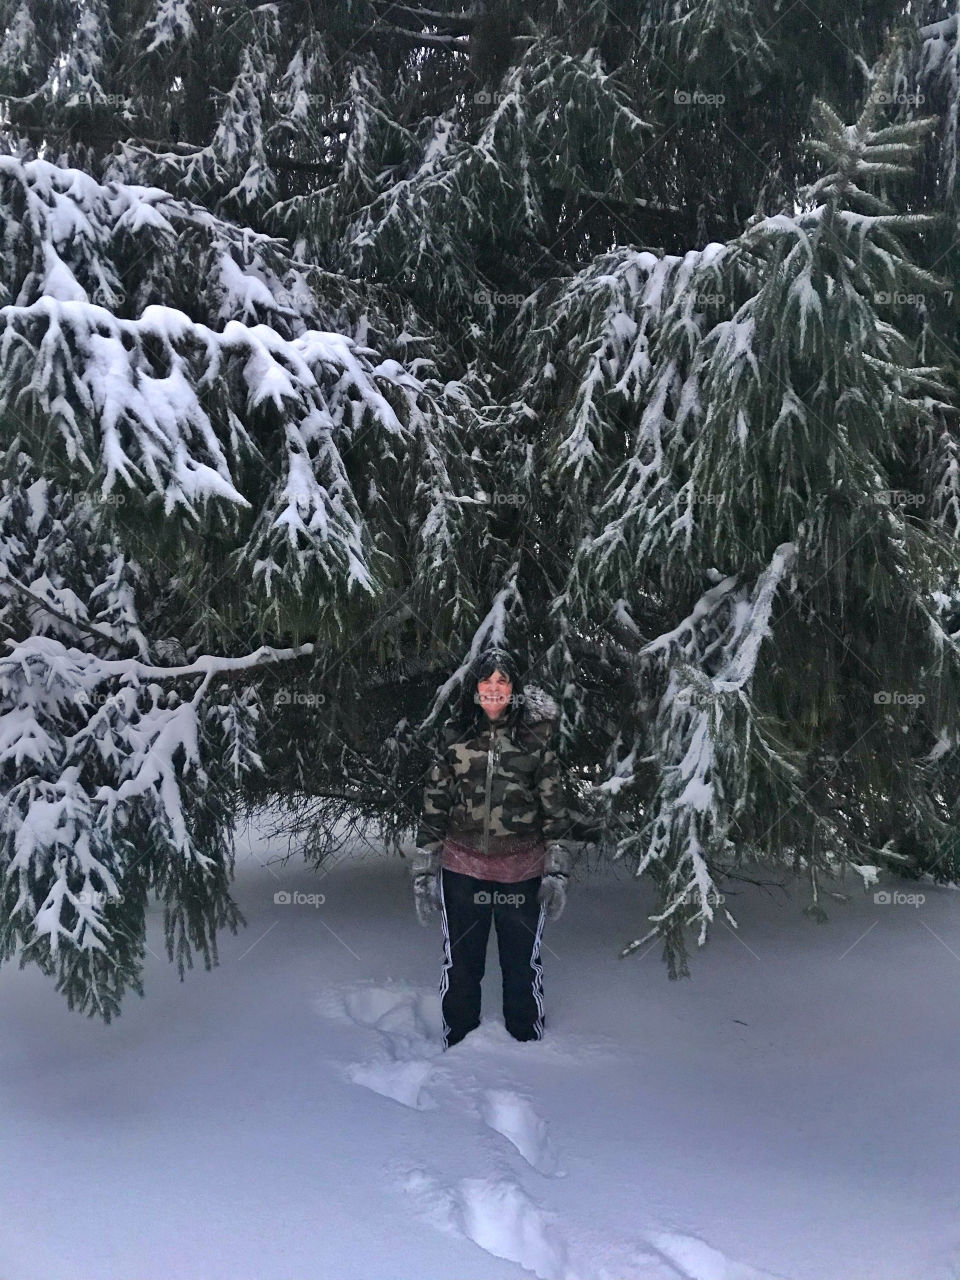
[510,36,960,972]
[0,148,489,1016]
[1,1,959,1011]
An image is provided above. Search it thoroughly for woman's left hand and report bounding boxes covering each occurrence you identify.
[537,873,567,921]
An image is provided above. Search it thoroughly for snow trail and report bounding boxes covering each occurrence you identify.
[316,977,801,1280]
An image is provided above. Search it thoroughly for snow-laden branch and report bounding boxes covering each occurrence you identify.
[615,544,798,957]
[6,634,314,688]
[0,634,263,970]
[0,154,483,607]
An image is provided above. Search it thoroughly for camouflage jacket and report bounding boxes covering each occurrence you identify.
[415,686,570,858]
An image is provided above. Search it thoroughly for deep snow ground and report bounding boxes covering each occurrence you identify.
[2,812,959,1280]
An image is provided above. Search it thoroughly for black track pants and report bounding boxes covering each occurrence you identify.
[438,867,547,1048]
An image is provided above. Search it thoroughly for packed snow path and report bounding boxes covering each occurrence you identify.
[1,811,959,1280]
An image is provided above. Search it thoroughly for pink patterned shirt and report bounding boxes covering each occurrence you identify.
[441,834,546,883]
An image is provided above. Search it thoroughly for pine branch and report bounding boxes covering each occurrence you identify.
[0,565,128,654]
[94,643,317,686]
[361,25,471,53]
[369,1,476,34]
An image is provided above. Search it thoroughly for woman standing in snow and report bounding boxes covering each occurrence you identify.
[410,647,572,1049]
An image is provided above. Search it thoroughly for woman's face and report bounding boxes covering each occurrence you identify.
[477,668,513,720]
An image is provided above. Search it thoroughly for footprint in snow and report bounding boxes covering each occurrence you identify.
[399,1165,682,1280]
[343,1056,437,1110]
[479,1088,565,1176]
[648,1231,795,1280]
[342,983,439,1043]
[344,986,443,1063]
[316,980,443,1108]
[315,979,437,1038]
[401,1166,572,1280]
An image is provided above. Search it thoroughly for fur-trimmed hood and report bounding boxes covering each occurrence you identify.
[520,684,560,725]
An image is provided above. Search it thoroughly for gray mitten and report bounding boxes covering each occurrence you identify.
[537,842,571,922]
[411,847,441,926]
[537,874,566,921]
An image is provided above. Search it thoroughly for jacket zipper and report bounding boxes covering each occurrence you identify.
[481,720,501,856]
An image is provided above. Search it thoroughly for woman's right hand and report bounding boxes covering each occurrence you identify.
[411,847,441,925]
